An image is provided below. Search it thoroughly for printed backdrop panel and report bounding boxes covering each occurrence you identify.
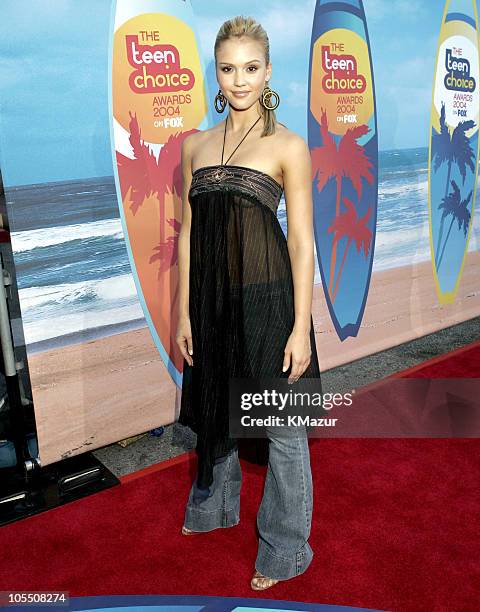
[0,0,478,465]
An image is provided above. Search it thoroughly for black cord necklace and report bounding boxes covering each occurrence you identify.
[221,113,262,166]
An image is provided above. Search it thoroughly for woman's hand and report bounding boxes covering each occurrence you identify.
[282,326,311,383]
[176,315,193,366]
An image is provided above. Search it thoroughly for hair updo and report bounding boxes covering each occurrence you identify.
[214,15,278,137]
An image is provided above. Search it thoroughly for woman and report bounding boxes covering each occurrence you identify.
[176,15,322,590]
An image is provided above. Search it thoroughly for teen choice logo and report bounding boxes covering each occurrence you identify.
[310,30,373,136]
[126,34,195,94]
[113,13,207,143]
[444,48,476,92]
[321,45,366,94]
[434,32,479,130]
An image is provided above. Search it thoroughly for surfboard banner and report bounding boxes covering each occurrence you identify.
[110,0,209,385]
[428,0,480,304]
[2,1,480,466]
[308,0,378,341]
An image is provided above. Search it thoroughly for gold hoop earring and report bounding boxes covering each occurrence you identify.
[214,89,227,113]
[261,84,280,110]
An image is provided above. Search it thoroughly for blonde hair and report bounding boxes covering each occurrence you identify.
[214,15,277,137]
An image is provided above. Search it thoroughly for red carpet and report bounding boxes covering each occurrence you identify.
[1,340,479,611]
[391,337,480,379]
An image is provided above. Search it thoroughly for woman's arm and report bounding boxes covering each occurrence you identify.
[176,134,194,365]
[281,132,316,381]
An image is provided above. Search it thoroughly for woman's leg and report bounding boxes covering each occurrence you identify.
[255,424,314,580]
[183,446,242,532]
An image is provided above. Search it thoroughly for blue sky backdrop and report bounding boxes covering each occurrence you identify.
[0,0,473,185]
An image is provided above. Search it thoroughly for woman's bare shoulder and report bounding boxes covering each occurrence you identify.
[275,123,307,148]
[182,128,205,150]
[274,124,310,172]
[185,122,224,145]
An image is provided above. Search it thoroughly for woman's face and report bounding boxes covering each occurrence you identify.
[216,36,271,111]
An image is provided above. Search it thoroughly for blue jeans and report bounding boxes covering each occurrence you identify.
[183,424,314,580]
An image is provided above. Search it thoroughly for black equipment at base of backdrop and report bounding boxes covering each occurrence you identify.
[0,174,120,528]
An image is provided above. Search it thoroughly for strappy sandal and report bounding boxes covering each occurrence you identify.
[250,569,280,590]
[182,519,240,535]
[181,526,199,535]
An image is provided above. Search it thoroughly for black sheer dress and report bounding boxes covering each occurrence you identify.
[178,119,322,490]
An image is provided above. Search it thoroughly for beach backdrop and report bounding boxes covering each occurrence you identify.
[0,0,479,465]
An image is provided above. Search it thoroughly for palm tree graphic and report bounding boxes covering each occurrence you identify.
[311,108,374,300]
[327,196,372,303]
[436,179,472,270]
[116,111,198,281]
[431,102,475,267]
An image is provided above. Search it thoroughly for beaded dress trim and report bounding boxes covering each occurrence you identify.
[189,165,283,215]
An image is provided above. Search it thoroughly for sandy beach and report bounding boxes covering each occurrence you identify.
[28,250,480,466]
[312,250,480,369]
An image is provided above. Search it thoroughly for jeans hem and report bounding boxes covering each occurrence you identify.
[184,504,240,532]
[255,540,314,580]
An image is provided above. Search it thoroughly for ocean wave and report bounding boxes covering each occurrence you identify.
[379,179,428,198]
[19,273,138,312]
[381,166,428,177]
[11,218,125,253]
[23,303,146,346]
[59,190,104,196]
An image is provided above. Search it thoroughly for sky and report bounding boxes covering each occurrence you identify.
[0,0,474,186]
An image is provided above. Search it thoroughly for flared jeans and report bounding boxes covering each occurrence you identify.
[183,424,314,580]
